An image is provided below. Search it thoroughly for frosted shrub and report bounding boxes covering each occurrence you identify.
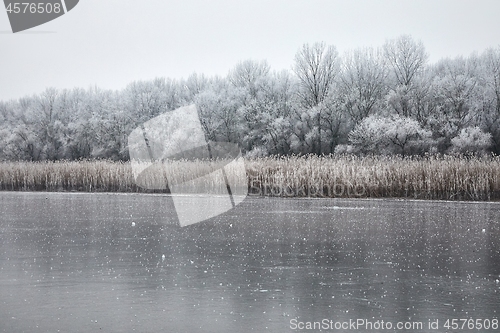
[348,115,433,155]
[348,116,389,154]
[334,144,355,154]
[246,146,268,158]
[450,127,492,154]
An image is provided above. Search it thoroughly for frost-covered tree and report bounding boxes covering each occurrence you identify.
[387,67,436,126]
[293,42,339,108]
[13,88,68,160]
[85,88,126,159]
[293,42,340,153]
[384,35,429,118]
[194,79,246,144]
[480,47,500,154]
[0,101,17,160]
[320,92,349,153]
[194,88,225,142]
[384,35,428,87]
[180,73,210,104]
[229,59,270,99]
[338,47,389,123]
[431,55,481,150]
[237,70,296,155]
[60,88,95,159]
[124,78,179,124]
[228,60,273,151]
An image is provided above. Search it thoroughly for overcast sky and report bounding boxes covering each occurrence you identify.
[1,0,500,101]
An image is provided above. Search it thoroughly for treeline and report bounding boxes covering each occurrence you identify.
[1,35,500,161]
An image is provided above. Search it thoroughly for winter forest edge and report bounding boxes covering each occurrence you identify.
[1,35,500,161]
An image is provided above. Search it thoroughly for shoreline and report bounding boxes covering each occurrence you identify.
[2,190,500,204]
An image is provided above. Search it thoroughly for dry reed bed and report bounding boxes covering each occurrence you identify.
[0,160,135,192]
[0,155,499,200]
[246,155,500,201]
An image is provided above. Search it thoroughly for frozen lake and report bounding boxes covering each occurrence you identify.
[0,192,499,332]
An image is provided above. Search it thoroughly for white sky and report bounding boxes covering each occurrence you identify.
[1,0,500,101]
